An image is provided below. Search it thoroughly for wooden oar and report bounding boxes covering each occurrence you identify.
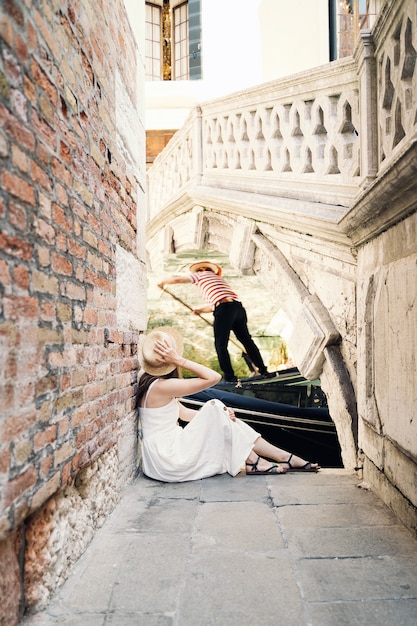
[159,286,258,372]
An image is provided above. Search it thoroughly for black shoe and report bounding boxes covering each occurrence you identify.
[259,371,276,379]
[220,377,238,384]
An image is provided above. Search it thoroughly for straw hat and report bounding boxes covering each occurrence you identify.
[140,327,184,376]
[189,260,222,276]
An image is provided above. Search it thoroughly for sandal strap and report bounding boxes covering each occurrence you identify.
[246,455,260,472]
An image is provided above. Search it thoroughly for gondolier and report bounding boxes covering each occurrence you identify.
[157,260,275,383]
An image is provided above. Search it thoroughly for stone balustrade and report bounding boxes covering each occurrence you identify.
[147,58,360,222]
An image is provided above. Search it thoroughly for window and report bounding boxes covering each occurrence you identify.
[145,1,201,81]
[173,3,189,80]
[145,3,162,81]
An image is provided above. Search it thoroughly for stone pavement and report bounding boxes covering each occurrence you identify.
[21,469,417,626]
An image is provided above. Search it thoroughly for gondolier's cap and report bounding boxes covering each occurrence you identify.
[189,260,222,276]
[139,326,184,376]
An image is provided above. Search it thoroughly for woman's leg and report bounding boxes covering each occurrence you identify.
[247,437,319,471]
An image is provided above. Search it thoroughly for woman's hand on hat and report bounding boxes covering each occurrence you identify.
[153,339,180,364]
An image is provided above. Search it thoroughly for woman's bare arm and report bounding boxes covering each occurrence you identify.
[145,339,221,407]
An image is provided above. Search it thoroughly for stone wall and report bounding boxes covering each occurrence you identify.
[0,1,146,623]
[355,210,417,534]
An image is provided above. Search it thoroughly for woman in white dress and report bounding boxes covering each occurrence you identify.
[137,327,319,483]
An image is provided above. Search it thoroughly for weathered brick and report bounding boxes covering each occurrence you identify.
[3,466,37,507]
[24,73,37,107]
[51,156,72,187]
[36,400,51,424]
[31,159,52,191]
[39,454,52,478]
[34,217,55,244]
[11,143,29,172]
[53,442,73,467]
[51,203,72,232]
[1,410,36,443]
[0,232,33,261]
[40,300,56,322]
[13,440,32,465]
[0,448,11,473]
[34,425,57,452]
[58,416,69,438]
[51,251,73,276]
[31,269,58,295]
[82,227,98,249]
[61,373,71,391]
[4,0,25,27]
[1,171,35,206]
[56,301,71,322]
[30,472,61,513]
[53,392,75,413]
[55,182,68,205]
[56,231,67,252]
[12,31,28,64]
[70,329,89,345]
[3,295,38,320]
[0,14,14,49]
[39,91,54,125]
[30,109,57,150]
[37,245,51,267]
[61,460,72,486]
[0,103,34,151]
[34,373,58,397]
[38,191,52,218]
[47,351,67,368]
[0,259,11,286]
[83,307,98,325]
[68,238,86,260]
[9,200,28,231]
[13,264,29,290]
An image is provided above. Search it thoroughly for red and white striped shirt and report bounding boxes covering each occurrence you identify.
[190,272,239,308]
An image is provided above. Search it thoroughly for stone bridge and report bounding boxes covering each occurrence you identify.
[146,0,417,528]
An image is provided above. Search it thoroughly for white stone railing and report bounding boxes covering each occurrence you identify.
[147,0,417,228]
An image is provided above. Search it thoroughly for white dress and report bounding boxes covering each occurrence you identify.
[140,380,260,482]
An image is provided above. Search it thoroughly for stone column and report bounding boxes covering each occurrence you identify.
[354,29,378,186]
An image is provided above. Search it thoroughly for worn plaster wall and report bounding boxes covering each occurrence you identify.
[0,0,146,623]
[356,212,417,534]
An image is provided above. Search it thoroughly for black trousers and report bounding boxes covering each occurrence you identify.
[213,301,267,380]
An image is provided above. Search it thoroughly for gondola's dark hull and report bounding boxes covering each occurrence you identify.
[183,387,343,468]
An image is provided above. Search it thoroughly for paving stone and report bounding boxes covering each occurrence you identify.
[180,552,303,625]
[193,501,285,551]
[284,524,416,558]
[306,598,417,626]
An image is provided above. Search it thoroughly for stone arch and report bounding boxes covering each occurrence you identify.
[147,207,358,469]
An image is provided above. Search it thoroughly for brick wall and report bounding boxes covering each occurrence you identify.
[0,0,146,622]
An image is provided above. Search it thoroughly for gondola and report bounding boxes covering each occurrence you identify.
[181,368,343,468]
